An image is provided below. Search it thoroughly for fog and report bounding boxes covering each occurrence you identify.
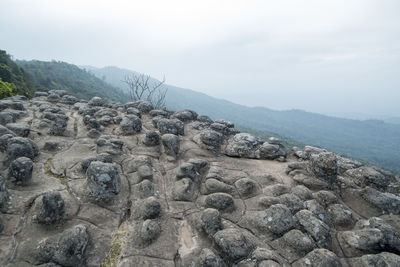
[1,0,399,118]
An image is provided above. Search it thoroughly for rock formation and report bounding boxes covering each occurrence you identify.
[0,93,399,266]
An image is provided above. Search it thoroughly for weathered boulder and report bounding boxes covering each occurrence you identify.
[136,197,161,219]
[225,133,263,158]
[34,91,48,97]
[171,109,198,122]
[36,191,65,224]
[214,228,256,261]
[361,186,400,214]
[258,142,286,160]
[0,175,8,208]
[156,118,184,135]
[9,156,33,184]
[309,152,338,181]
[86,161,120,200]
[6,122,30,137]
[338,228,384,256]
[345,166,389,190]
[201,208,222,236]
[255,204,296,235]
[38,224,89,267]
[205,193,234,211]
[161,134,180,157]
[88,96,106,107]
[120,115,142,135]
[199,248,223,267]
[292,249,341,267]
[235,178,258,197]
[173,178,195,201]
[200,129,223,151]
[60,95,79,105]
[296,210,332,249]
[5,137,39,163]
[143,131,160,147]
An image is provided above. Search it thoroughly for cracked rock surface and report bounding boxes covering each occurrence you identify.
[0,94,399,267]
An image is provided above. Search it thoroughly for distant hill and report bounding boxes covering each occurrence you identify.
[0,50,34,98]
[85,66,400,172]
[17,60,129,102]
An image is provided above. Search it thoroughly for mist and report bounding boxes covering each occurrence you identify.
[1,0,399,118]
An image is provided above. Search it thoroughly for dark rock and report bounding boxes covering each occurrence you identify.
[292,249,341,267]
[256,204,296,235]
[225,133,262,158]
[88,96,106,107]
[197,115,213,124]
[309,152,338,180]
[60,95,79,105]
[38,224,89,267]
[291,185,313,201]
[171,109,198,122]
[36,191,65,224]
[137,197,161,219]
[215,119,234,128]
[43,141,62,151]
[137,100,154,113]
[126,107,141,117]
[47,94,60,103]
[143,131,160,146]
[200,130,223,151]
[161,134,180,157]
[345,166,389,190]
[9,157,33,184]
[201,208,222,236]
[0,175,8,208]
[49,90,68,96]
[34,91,49,97]
[96,136,124,155]
[137,165,153,180]
[0,134,14,151]
[326,204,353,227]
[177,163,198,180]
[156,118,184,135]
[361,186,400,214]
[149,109,169,118]
[349,252,400,267]
[87,129,101,139]
[205,193,234,211]
[94,108,118,118]
[313,191,338,207]
[338,228,384,255]
[214,228,256,261]
[140,219,161,243]
[295,210,332,249]
[278,193,304,213]
[282,229,315,255]
[120,115,142,135]
[210,123,230,135]
[199,248,223,267]
[0,111,17,125]
[86,161,120,200]
[173,178,195,201]
[258,143,286,160]
[6,137,39,163]
[235,178,257,197]
[0,124,16,136]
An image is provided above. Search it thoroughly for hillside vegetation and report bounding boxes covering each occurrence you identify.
[86,66,400,172]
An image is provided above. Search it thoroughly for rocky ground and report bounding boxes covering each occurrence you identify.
[0,90,399,267]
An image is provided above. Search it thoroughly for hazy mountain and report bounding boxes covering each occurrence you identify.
[85,66,400,172]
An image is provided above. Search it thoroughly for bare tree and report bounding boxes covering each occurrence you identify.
[123,73,168,109]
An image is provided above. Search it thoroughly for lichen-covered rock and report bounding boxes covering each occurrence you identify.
[309,152,338,180]
[225,133,262,158]
[177,162,198,180]
[5,136,39,163]
[345,166,389,190]
[86,161,120,200]
[36,191,65,224]
[255,204,296,235]
[258,143,286,160]
[88,96,106,106]
[156,118,184,135]
[9,156,33,184]
[0,175,8,208]
[171,109,198,122]
[120,115,142,135]
[199,248,223,267]
[136,197,161,219]
[205,193,234,211]
[200,129,223,151]
[214,228,256,261]
[6,122,30,137]
[338,228,384,256]
[60,95,79,105]
[361,186,400,214]
[38,224,89,267]
[235,178,257,197]
[173,178,195,201]
[348,252,400,267]
[143,131,160,146]
[161,133,180,157]
[292,249,341,267]
[326,204,353,227]
[296,210,332,249]
[201,208,222,236]
[140,219,161,244]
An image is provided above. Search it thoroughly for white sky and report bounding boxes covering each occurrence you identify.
[1,0,399,118]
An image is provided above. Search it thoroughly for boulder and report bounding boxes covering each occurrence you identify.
[173,178,195,201]
[225,133,262,158]
[88,96,106,106]
[156,118,184,135]
[36,191,65,224]
[0,175,8,208]
[5,137,39,163]
[161,134,180,157]
[201,208,222,236]
[86,161,121,200]
[136,197,161,219]
[255,204,296,235]
[214,228,256,261]
[295,210,332,249]
[200,130,223,151]
[199,248,223,267]
[205,193,234,211]
[235,178,258,197]
[309,152,338,180]
[292,249,341,267]
[120,115,142,135]
[361,186,400,214]
[171,109,198,122]
[9,156,33,184]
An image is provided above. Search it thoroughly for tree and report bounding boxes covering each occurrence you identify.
[123,73,168,109]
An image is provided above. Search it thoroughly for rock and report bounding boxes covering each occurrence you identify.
[326,204,353,227]
[309,152,338,180]
[87,129,101,138]
[200,130,223,151]
[336,156,362,175]
[9,156,33,184]
[156,118,184,135]
[38,224,89,267]
[137,100,154,113]
[36,191,65,224]
[291,185,313,201]
[338,228,384,255]
[96,136,124,155]
[277,193,304,213]
[199,248,223,267]
[295,210,332,249]
[313,191,338,207]
[81,154,113,171]
[161,134,180,157]
[88,96,106,106]
[255,204,296,235]
[201,208,222,236]
[126,107,141,117]
[295,146,327,160]
[214,228,256,261]
[225,133,262,158]
[197,115,213,124]
[5,136,39,163]
[235,178,257,197]
[173,178,195,201]
[258,143,286,160]
[210,123,230,135]
[34,91,49,97]
[49,90,68,96]
[188,158,209,174]
[60,95,79,105]
[349,252,400,267]
[0,111,17,125]
[205,193,235,211]
[86,161,120,200]
[292,249,341,267]
[345,166,389,190]
[47,94,60,103]
[282,229,315,255]
[137,165,153,180]
[0,124,16,136]
[205,179,233,194]
[140,219,161,243]
[149,109,169,118]
[120,115,142,135]
[0,175,8,208]
[6,123,30,137]
[137,197,161,219]
[361,186,400,214]
[171,109,198,122]
[177,162,198,180]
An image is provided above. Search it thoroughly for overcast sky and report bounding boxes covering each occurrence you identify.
[1,0,399,118]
